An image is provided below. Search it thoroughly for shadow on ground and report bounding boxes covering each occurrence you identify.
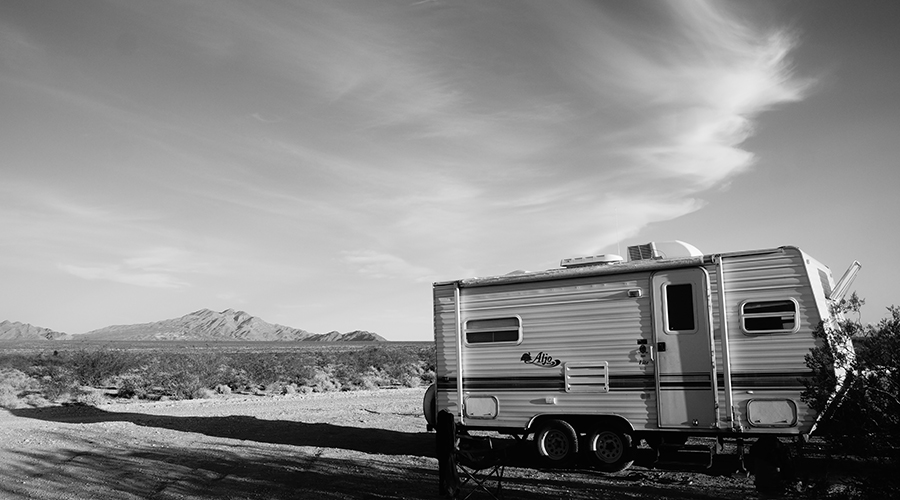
[1,434,440,499]
[0,436,758,500]
[11,405,430,457]
[5,405,764,499]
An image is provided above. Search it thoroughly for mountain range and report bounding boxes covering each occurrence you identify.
[0,309,386,342]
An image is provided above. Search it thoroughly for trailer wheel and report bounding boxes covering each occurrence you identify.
[534,419,579,465]
[586,427,634,472]
[422,384,436,430]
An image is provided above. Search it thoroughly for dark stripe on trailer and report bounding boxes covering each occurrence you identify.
[464,377,563,390]
[438,374,654,391]
[436,371,813,392]
[609,374,655,390]
[723,371,812,389]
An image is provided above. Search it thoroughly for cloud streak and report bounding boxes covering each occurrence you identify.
[59,263,189,289]
[341,250,436,283]
[58,247,213,289]
[0,0,816,338]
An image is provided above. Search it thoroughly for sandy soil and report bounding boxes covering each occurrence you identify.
[0,388,777,500]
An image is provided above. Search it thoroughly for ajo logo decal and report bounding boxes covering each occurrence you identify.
[520,351,561,368]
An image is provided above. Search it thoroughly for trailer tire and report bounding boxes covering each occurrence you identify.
[586,427,635,472]
[534,419,579,465]
[422,384,436,430]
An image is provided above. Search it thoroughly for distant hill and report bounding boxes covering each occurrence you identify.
[75,309,387,342]
[0,320,72,341]
[0,309,386,342]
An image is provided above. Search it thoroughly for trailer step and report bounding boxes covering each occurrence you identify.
[654,444,715,469]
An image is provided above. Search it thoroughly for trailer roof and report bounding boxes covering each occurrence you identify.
[436,246,801,288]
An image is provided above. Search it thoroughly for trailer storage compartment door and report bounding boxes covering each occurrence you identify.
[652,268,718,429]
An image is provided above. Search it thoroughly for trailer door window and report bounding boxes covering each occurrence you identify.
[465,317,521,344]
[741,300,799,334]
[664,283,696,333]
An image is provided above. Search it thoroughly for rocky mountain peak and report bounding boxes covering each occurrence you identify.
[0,320,71,341]
[2,310,388,342]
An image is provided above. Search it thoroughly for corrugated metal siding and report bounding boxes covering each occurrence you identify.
[433,284,460,415]
[435,245,830,435]
[713,248,823,433]
[450,275,656,430]
[721,249,820,375]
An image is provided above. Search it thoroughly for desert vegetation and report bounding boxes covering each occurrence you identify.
[0,342,435,408]
[801,294,899,498]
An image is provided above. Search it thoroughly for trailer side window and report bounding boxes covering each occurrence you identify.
[665,283,696,332]
[741,300,799,334]
[818,269,833,299]
[465,317,521,344]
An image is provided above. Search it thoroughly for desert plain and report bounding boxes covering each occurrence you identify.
[0,387,788,500]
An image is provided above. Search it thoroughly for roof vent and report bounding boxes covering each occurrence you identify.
[628,242,658,261]
[560,254,624,268]
[627,241,703,261]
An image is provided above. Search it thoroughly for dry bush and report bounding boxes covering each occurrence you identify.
[2,342,434,404]
[0,368,39,409]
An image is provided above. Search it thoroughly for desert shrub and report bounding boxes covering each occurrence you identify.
[231,352,281,388]
[420,368,436,385]
[194,387,217,399]
[803,295,900,458]
[115,374,153,399]
[0,353,32,373]
[324,344,434,389]
[21,393,51,407]
[26,358,78,402]
[350,366,391,390]
[417,344,436,372]
[399,365,424,388]
[212,364,253,391]
[305,366,342,392]
[145,351,226,399]
[41,377,76,402]
[166,372,206,399]
[0,368,39,409]
[69,348,145,387]
[1,342,433,402]
[75,387,108,406]
[277,354,318,386]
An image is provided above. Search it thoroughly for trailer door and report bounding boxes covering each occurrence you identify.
[651,268,717,429]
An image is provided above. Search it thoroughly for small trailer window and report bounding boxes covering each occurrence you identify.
[818,269,833,299]
[665,283,696,332]
[465,317,521,344]
[741,300,799,334]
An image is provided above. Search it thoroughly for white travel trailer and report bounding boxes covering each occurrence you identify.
[424,241,859,471]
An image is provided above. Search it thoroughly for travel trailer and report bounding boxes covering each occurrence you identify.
[424,241,860,471]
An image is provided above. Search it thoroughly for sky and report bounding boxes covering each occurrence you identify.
[1,0,898,341]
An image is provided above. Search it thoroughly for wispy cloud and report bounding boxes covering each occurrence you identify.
[58,247,209,289]
[341,249,435,283]
[0,0,818,338]
[571,1,810,194]
[59,263,189,289]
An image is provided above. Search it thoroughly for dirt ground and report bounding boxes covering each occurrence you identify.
[0,388,815,500]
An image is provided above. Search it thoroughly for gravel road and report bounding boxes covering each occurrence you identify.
[0,388,766,500]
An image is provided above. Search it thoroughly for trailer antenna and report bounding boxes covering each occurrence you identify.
[615,208,621,256]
